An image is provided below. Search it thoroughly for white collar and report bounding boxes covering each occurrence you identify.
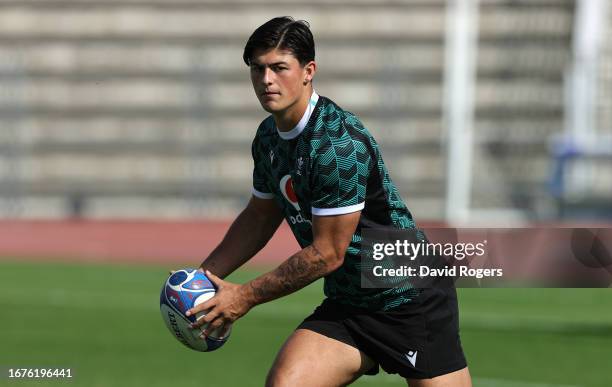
[277,91,319,140]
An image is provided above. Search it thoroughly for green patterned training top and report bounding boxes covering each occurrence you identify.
[251,92,420,311]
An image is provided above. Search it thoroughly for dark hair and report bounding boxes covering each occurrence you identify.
[243,16,315,67]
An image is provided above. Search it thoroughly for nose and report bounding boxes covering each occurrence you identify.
[261,67,273,86]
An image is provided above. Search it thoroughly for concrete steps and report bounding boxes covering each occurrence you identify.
[0,0,576,219]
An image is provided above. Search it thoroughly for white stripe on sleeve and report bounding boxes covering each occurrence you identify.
[252,187,275,199]
[311,202,365,216]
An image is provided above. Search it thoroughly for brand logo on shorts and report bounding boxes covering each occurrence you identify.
[404,350,418,367]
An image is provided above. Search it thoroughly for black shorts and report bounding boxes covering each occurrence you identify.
[297,288,467,379]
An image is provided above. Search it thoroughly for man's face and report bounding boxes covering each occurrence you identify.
[249,48,313,114]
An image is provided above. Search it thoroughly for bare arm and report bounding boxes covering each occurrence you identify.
[200,195,284,279]
[188,210,361,335]
[244,210,360,305]
[186,211,361,337]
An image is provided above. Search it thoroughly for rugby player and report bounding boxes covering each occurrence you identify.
[187,16,472,387]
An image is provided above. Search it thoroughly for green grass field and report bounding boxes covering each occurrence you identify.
[1,260,611,387]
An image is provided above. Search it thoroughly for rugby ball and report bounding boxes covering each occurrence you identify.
[160,268,231,351]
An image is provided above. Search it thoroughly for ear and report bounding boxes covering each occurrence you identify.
[303,60,317,84]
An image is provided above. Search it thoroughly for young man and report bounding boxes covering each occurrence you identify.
[187,17,472,387]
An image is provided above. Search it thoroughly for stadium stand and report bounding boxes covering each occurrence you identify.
[0,0,581,220]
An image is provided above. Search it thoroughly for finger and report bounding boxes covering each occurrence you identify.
[191,309,219,329]
[199,309,219,324]
[186,297,216,317]
[189,309,214,329]
[205,270,224,288]
[168,270,176,275]
[202,318,225,338]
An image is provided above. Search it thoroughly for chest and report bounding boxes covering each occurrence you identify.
[266,139,311,213]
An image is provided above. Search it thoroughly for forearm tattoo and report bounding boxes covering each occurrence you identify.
[248,245,330,305]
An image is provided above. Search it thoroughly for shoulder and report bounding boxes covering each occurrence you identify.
[312,97,373,147]
[255,116,276,139]
[252,116,276,149]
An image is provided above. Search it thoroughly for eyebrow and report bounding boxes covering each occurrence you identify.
[251,61,289,67]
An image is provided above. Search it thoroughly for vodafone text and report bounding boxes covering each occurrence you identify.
[289,214,312,225]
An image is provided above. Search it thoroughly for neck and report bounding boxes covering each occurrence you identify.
[273,88,313,132]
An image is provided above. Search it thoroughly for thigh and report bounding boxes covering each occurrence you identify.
[406,367,472,387]
[266,329,376,387]
[344,288,468,380]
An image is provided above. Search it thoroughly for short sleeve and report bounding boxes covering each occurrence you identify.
[251,137,274,199]
[310,135,371,216]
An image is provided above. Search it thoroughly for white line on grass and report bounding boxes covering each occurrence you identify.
[473,377,581,387]
[0,288,316,319]
[359,374,581,387]
[2,289,611,335]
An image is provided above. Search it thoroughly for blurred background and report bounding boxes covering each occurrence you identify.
[1,2,611,387]
[0,0,609,224]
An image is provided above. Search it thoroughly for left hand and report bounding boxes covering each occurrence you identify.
[186,270,253,337]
